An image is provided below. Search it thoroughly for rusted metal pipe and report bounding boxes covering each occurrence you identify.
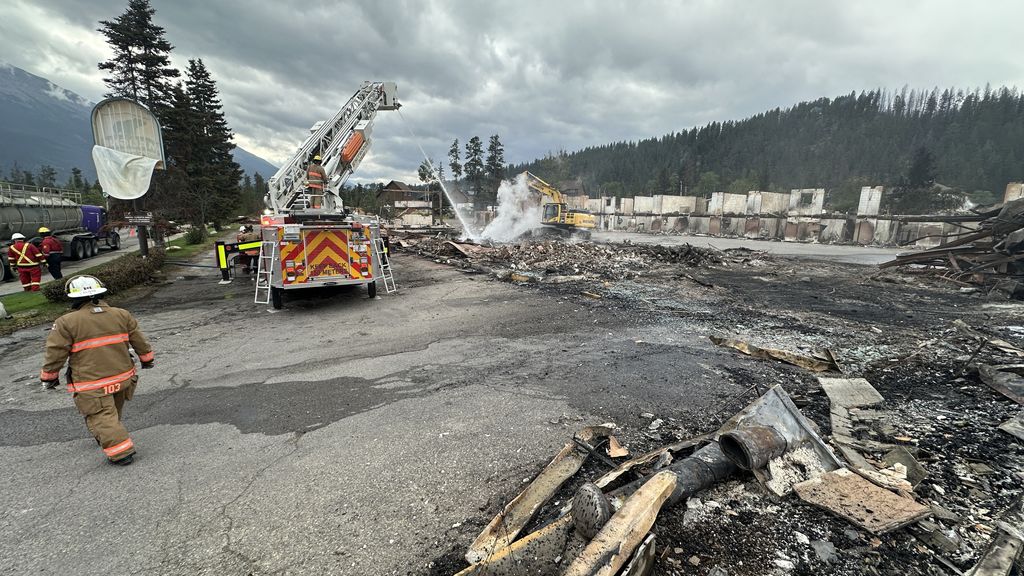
[613,442,737,506]
[719,425,788,470]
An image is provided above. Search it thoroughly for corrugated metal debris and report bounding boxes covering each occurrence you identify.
[881,198,1024,296]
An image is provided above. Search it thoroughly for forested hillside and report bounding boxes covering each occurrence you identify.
[514,87,1024,206]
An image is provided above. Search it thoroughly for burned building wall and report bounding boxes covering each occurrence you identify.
[576,183,983,247]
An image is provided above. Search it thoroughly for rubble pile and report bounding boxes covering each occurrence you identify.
[394,233,764,282]
[442,329,1024,576]
[482,241,728,280]
[397,223,1024,576]
[882,198,1024,298]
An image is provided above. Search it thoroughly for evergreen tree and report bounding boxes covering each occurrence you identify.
[97,0,179,111]
[183,58,243,226]
[464,136,484,198]
[508,85,1024,204]
[448,139,462,181]
[908,146,936,188]
[37,165,58,188]
[153,82,201,222]
[485,134,506,181]
[66,167,87,191]
[418,158,436,184]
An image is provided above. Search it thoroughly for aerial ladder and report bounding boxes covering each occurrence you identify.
[250,81,400,309]
[520,171,596,239]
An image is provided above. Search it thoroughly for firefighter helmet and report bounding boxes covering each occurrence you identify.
[38,226,51,234]
[65,275,108,298]
[11,232,25,240]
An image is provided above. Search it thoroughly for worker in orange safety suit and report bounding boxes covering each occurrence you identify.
[306,154,328,209]
[6,232,43,291]
[39,227,64,279]
[40,275,154,466]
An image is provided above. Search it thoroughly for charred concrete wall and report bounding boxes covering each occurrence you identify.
[484,184,994,247]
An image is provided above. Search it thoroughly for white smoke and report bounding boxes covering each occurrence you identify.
[480,173,543,242]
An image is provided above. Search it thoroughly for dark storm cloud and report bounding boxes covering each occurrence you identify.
[3,0,1024,182]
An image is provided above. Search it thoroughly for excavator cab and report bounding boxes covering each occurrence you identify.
[542,202,565,224]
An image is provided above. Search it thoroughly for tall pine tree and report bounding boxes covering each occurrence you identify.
[448,138,462,181]
[97,0,179,112]
[183,58,243,227]
[485,135,506,181]
[464,136,484,199]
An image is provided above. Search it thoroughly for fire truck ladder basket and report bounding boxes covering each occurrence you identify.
[373,236,396,293]
[254,240,278,304]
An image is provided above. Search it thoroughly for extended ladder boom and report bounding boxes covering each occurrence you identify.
[267,81,399,214]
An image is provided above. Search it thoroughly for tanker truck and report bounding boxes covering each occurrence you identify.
[1,181,121,282]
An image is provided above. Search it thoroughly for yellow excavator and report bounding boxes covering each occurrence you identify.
[521,171,596,238]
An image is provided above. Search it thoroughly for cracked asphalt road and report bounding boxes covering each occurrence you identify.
[0,254,744,575]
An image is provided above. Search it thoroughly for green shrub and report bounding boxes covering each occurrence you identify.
[184,226,207,245]
[43,249,166,303]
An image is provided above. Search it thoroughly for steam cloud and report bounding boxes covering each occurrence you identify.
[480,173,543,243]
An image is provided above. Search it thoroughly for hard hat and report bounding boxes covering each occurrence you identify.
[38,227,51,234]
[65,275,107,299]
[313,155,321,161]
[11,232,26,240]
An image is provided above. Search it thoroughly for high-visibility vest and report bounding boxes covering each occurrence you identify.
[9,242,41,266]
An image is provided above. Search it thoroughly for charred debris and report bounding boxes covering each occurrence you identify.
[882,198,1024,299]
[392,231,1024,575]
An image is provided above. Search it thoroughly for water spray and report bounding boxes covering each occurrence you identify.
[396,110,480,241]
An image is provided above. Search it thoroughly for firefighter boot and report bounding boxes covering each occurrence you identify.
[111,454,134,466]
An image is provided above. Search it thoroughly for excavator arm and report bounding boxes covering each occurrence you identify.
[266,82,399,214]
[519,171,596,234]
[521,171,564,204]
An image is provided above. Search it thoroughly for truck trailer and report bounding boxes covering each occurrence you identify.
[1,182,121,281]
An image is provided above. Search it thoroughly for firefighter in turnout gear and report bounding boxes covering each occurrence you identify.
[306,154,327,209]
[40,275,154,466]
[6,232,43,291]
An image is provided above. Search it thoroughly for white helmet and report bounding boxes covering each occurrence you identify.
[65,275,108,298]
[239,226,246,232]
[11,232,25,240]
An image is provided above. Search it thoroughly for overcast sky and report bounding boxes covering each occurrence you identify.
[2,0,1023,183]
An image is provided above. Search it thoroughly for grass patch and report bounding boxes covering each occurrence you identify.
[163,229,218,262]
[0,229,218,336]
[1,290,66,316]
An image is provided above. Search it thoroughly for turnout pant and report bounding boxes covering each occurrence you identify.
[17,266,41,291]
[73,377,137,462]
[46,254,63,279]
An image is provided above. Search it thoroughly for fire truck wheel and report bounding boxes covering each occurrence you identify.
[367,281,377,299]
[271,287,283,310]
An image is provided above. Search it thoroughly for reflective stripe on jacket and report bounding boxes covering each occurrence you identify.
[8,241,43,266]
[307,164,327,190]
[41,300,154,397]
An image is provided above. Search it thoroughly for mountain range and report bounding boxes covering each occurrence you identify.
[0,62,277,183]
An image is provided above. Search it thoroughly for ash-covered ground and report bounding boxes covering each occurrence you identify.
[401,233,1024,576]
